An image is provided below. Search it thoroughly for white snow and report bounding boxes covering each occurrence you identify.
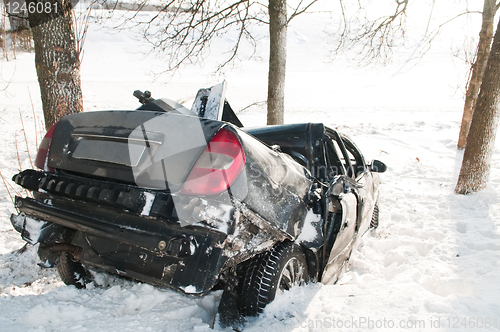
[181,285,198,294]
[1,5,500,332]
[140,192,155,216]
[20,215,45,244]
[296,209,322,243]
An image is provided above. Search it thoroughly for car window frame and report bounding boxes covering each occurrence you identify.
[325,128,356,179]
[323,137,346,179]
[339,134,367,180]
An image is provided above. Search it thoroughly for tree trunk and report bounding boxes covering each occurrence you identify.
[457,0,496,149]
[28,0,83,130]
[455,17,500,194]
[267,0,287,125]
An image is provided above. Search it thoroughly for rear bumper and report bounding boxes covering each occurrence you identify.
[13,195,227,294]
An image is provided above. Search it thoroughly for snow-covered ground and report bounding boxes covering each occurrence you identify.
[1,6,500,332]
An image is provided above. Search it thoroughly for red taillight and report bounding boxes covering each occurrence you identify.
[34,123,58,172]
[181,128,246,195]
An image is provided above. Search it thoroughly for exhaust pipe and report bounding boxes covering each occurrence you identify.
[45,243,83,261]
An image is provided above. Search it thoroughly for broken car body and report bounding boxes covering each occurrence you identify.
[10,82,386,321]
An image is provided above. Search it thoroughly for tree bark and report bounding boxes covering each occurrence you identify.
[455,17,500,194]
[457,0,496,149]
[267,0,287,125]
[28,0,83,130]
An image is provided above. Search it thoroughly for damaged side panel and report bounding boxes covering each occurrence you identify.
[218,202,291,269]
[234,129,312,239]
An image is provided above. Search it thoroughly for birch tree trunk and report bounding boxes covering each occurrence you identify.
[457,0,497,149]
[28,0,83,130]
[455,17,500,194]
[267,0,287,125]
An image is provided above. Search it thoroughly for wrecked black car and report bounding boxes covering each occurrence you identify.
[10,82,386,322]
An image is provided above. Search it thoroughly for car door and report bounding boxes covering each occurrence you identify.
[320,131,358,283]
[339,134,376,235]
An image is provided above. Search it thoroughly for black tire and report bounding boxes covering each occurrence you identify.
[370,201,379,229]
[57,252,92,289]
[239,241,308,316]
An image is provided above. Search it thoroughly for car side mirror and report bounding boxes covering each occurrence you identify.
[370,160,387,173]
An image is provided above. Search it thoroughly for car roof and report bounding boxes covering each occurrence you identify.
[243,123,335,170]
[243,123,332,148]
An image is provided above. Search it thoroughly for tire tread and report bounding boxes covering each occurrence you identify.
[238,241,307,316]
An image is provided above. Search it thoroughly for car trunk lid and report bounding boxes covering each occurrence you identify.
[48,111,223,192]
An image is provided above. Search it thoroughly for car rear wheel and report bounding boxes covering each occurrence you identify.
[57,252,92,289]
[238,241,308,316]
[370,201,379,228]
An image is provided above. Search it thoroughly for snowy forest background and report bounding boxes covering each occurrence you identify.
[1,1,500,331]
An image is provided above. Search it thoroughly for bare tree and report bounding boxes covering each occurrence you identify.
[455,16,500,194]
[332,1,488,69]
[105,0,317,125]
[457,0,500,149]
[333,0,409,66]
[267,0,286,125]
[332,0,500,159]
[27,0,83,130]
